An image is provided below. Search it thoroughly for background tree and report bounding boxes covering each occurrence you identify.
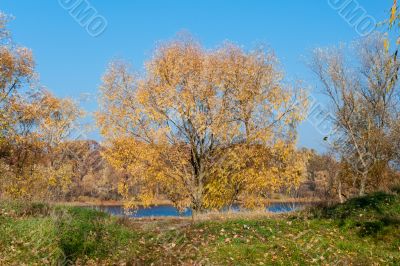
[0,12,34,149]
[61,140,120,200]
[37,91,83,200]
[310,33,400,197]
[1,89,82,200]
[304,151,340,201]
[97,36,308,212]
[0,11,85,200]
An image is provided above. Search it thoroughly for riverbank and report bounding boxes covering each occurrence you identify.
[0,191,399,265]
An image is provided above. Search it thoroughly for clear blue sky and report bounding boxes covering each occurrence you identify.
[0,0,392,151]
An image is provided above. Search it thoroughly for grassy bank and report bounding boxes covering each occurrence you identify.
[0,192,399,265]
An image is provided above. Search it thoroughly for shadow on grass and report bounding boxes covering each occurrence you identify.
[54,207,110,264]
[312,192,400,237]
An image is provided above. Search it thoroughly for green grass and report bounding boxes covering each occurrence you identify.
[0,202,142,265]
[0,192,399,265]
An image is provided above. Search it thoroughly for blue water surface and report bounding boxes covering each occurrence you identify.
[89,202,308,218]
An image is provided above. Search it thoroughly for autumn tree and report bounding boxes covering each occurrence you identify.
[60,140,119,200]
[1,89,82,200]
[303,151,341,201]
[37,91,83,199]
[98,36,308,212]
[310,33,400,197]
[0,12,34,146]
[0,12,35,199]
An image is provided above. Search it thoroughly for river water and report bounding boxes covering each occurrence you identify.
[88,202,309,218]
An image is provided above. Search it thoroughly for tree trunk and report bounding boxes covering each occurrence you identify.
[359,172,367,196]
[338,179,344,204]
